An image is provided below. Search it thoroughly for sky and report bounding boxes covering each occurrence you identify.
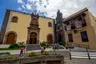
[0,0,96,29]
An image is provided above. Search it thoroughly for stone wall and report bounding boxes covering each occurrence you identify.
[0,55,64,64]
[0,44,10,48]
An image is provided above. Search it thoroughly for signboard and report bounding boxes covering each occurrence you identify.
[66,25,71,31]
[75,21,82,29]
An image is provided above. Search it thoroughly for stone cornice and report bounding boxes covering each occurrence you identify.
[63,8,88,23]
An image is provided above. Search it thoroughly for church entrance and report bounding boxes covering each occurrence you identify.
[6,33,16,44]
[29,32,37,44]
[58,33,62,42]
[47,34,53,44]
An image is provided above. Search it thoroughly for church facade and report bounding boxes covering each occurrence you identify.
[0,9,54,44]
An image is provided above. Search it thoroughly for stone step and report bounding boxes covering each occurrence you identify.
[26,44,41,51]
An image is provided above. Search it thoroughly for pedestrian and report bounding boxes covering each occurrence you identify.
[41,46,46,55]
[19,47,24,57]
[43,46,46,50]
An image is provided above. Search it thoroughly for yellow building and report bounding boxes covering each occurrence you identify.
[63,8,96,49]
[0,9,54,44]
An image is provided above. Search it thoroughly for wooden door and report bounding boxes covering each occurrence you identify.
[47,34,53,44]
[6,33,16,44]
[30,32,37,44]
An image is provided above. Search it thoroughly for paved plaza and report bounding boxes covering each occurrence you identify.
[0,47,96,64]
[64,58,96,64]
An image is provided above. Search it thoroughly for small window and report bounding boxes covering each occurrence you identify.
[48,22,52,27]
[11,16,18,23]
[68,33,73,42]
[81,31,89,42]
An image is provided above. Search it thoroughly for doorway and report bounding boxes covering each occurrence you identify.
[47,34,53,44]
[29,32,37,44]
[6,33,16,44]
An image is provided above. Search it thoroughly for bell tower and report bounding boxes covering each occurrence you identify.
[55,10,65,43]
[27,13,40,44]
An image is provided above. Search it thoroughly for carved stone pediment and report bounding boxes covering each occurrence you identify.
[30,13,39,26]
[30,21,38,25]
[28,27,40,30]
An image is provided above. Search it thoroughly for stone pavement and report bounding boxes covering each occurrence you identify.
[63,47,96,64]
[64,58,96,64]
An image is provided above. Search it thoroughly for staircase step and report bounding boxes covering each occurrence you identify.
[26,44,41,51]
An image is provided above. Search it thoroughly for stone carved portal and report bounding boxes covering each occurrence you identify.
[29,32,37,44]
[27,13,40,44]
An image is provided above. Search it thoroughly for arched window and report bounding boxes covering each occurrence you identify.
[48,22,52,27]
[11,16,18,23]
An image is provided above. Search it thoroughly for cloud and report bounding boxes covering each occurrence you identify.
[17,7,22,11]
[17,0,96,18]
[21,5,26,9]
[25,3,32,10]
[17,0,24,4]
[59,0,96,18]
